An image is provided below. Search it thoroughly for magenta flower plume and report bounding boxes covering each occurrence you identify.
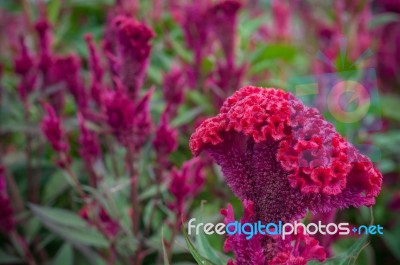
[221,200,326,265]
[85,34,104,105]
[35,18,53,75]
[78,113,101,163]
[50,55,87,110]
[168,158,205,219]
[190,86,382,223]
[153,107,178,159]
[113,16,155,100]
[103,89,136,145]
[14,37,36,102]
[206,0,242,66]
[163,67,185,116]
[132,88,154,149]
[104,88,153,149]
[41,104,69,153]
[0,166,15,233]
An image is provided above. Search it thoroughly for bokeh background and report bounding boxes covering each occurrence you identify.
[0,0,400,264]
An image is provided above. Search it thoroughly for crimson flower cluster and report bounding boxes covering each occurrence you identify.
[221,200,326,265]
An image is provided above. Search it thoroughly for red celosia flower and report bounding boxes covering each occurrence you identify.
[103,88,153,149]
[35,18,53,76]
[190,86,382,223]
[163,67,185,116]
[153,107,178,160]
[206,0,242,66]
[0,166,14,234]
[132,88,154,149]
[50,55,87,110]
[78,113,101,163]
[14,37,37,102]
[221,200,326,265]
[41,104,69,153]
[113,16,155,100]
[182,0,210,86]
[85,34,104,105]
[168,158,205,219]
[103,89,136,145]
[271,0,292,41]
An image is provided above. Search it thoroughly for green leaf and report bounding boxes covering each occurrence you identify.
[382,221,400,261]
[162,228,171,265]
[311,235,369,265]
[52,244,74,265]
[250,44,298,64]
[0,250,22,264]
[29,204,88,228]
[369,13,400,29]
[48,0,62,24]
[380,95,400,121]
[30,204,109,248]
[171,106,204,127]
[182,228,218,265]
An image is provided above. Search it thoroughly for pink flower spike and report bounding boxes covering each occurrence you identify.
[103,89,136,146]
[85,34,104,105]
[163,67,185,116]
[168,158,206,219]
[113,16,155,101]
[153,107,178,158]
[132,87,154,149]
[35,18,53,75]
[190,86,382,223]
[14,37,36,102]
[78,113,101,163]
[207,0,242,65]
[41,103,69,153]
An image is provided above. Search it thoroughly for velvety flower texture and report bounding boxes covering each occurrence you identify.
[190,86,382,223]
[41,104,69,153]
[221,200,326,265]
[0,166,14,233]
[113,16,155,101]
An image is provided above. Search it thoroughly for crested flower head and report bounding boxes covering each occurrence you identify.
[0,166,14,233]
[113,16,155,100]
[41,103,69,153]
[190,86,382,223]
[221,200,326,265]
